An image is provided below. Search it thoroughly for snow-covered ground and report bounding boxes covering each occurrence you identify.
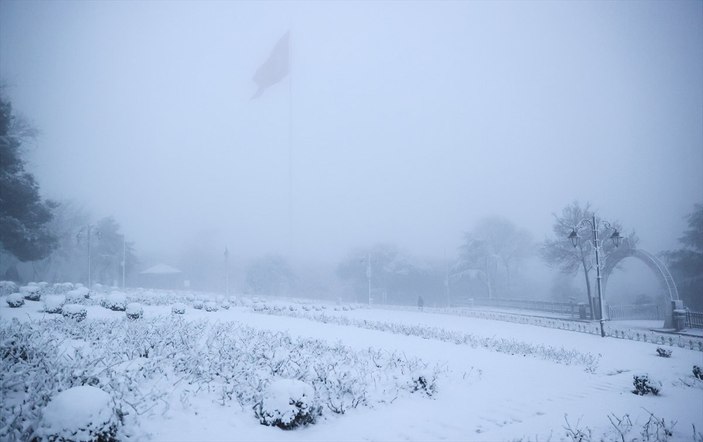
[1,286,702,441]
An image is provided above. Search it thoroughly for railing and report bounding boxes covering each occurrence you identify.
[470,298,580,317]
[607,303,662,320]
[686,309,703,329]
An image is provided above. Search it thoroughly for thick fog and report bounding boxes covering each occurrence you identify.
[1,1,701,271]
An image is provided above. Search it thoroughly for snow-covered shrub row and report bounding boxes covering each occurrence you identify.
[6,293,24,308]
[118,288,244,309]
[252,306,601,371]
[42,295,65,314]
[0,316,440,439]
[0,280,18,295]
[413,306,703,352]
[188,321,441,417]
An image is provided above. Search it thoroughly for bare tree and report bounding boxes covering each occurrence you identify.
[456,217,533,299]
[541,201,635,317]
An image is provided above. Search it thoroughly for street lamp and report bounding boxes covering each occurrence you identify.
[359,253,373,305]
[76,225,100,288]
[568,214,623,337]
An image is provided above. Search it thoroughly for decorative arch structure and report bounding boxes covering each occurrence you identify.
[602,248,679,328]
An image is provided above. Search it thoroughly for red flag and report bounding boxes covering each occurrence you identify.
[252,31,290,99]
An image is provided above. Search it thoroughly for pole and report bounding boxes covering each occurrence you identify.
[592,214,606,337]
[225,247,229,297]
[87,226,92,289]
[367,253,371,305]
[122,235,126,289]
[287,31,294,257]
[444,250,450,308]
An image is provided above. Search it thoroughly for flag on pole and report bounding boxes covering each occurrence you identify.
[252,31,290,99]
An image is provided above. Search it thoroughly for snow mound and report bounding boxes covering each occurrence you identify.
[33,386,119,442]
[204,301,219,312]
[43,295,66,314]
[126,302,143,319]
[6,293,24,308]
[256,379,319,429]
[102,292,127,311]
[62,304,87,322]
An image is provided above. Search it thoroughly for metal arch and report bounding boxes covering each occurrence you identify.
[602,248,679,327]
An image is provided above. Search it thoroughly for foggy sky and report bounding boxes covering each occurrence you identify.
[1,0,701,264]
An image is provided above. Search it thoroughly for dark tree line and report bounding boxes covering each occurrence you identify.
[0,91,57,263]
[666,204,703,310]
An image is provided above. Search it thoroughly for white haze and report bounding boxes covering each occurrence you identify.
[1,0,701,266]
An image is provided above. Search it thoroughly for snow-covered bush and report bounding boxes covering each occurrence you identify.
[655,347,672,358]
[125,303,143,320]
[255,379,320,429]
[204,301,219,312]
[693,365,703,380]
[20,285,42,301]
[410,371,439,397]
[0,281,18,296]
[6,293,24,308]
[62,304,87,322]
[31,386,121,442]
[43,295,66,314]
[192,299,204,310]
[632,374,661,396]
[66,287,90,303]
[101,293,127,311]
[220,301,231,310]
[171,303,186,315]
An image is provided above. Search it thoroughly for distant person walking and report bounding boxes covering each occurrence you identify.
[417,296,424,312]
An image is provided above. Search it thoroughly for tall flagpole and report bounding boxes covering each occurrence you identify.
[224,246,229,297]
[287,31,294,258]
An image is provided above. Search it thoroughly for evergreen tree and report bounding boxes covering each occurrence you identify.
[0,92,57,262]
[666,204,703,310]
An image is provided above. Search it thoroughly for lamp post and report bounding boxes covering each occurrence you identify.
[77,225,100,289]
[120,234,126,289]
[568,214,622,337]
[366,253,372,305]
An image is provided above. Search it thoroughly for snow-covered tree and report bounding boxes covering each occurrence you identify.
[0,91,57,266]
